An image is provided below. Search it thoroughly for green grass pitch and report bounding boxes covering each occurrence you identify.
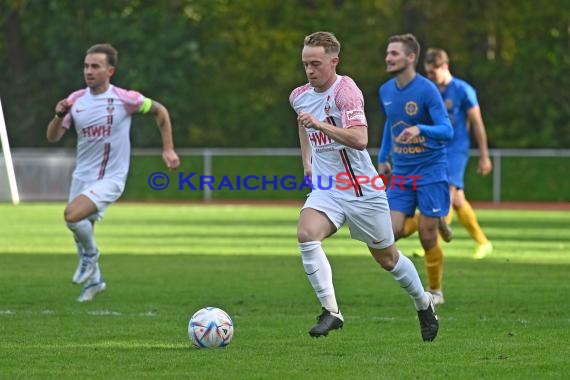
[1,203,569,379]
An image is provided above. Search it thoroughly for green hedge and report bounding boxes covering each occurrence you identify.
[123,155,569,202]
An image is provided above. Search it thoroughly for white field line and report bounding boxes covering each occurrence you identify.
[0,309,159,317]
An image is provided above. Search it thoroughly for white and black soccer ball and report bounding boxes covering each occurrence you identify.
[188,307,234,348]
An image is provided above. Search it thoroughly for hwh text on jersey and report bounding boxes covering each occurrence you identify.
[309,130,332,146]
[82,125,112,138]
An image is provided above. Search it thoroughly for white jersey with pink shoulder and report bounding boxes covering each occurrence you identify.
[290,75,382,199]
[61,85,147,184]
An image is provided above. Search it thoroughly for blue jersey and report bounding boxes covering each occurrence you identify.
[441,77,478,155]
[378,74,453,185]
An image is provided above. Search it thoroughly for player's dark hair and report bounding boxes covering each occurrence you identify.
[304,31,341,55]
[424,48,449,68]
[86,43,118,67]
[388,33,420,65]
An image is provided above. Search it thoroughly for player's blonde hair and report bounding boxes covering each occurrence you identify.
[424,48,450,68]
[304,31,341,55]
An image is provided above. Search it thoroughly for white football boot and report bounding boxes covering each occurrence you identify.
[72,251,100,284]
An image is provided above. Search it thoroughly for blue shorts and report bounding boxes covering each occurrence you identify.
[447,151,469,189]
[387,181,450,218]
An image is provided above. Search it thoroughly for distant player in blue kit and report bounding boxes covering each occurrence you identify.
[424,48,493,259]
[405,49,494,265]
[377,34,453,305]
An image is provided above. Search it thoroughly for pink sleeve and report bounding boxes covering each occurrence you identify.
[335,77,367,128]
[62,89,86,129]
[112,86,145,114]
[289,83,311,111]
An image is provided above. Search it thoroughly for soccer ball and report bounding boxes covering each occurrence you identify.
[188,307,234,348]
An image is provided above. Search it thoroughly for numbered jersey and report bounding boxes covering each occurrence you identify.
[61,85,147,184]
[290,75,382,199]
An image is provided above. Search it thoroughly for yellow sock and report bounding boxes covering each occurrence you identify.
[424,245,443,290]
[403,213,419,237]
[456,201,489,245]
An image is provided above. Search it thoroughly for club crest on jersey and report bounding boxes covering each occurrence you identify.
[405,101,418,116]
[107,98,115,114]
[445,98,453,111]
[324,95,331,115]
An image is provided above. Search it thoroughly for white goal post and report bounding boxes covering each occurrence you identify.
[0,98,20,205]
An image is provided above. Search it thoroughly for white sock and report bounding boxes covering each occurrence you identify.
[390,250,430,311]
[74,236,84,257]
[66,219,97,254]
[299,241,341,316]
[88,263,102,284]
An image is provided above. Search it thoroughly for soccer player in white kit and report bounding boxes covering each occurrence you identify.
[46,44,180,302]
[290,32,439,341]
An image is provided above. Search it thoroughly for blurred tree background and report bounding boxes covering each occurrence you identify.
[1,0,569,149]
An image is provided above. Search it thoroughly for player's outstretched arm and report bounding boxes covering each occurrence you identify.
[150,100,180,170]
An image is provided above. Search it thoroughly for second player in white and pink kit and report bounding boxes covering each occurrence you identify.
[47,43,180,303]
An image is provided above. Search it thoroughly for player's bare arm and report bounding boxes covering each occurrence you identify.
[298,124,313,178]
[298,112,367,151]
[467,105,492,175]
[46,99,70,142]
[150,100,180,170]
[377,162,392,178]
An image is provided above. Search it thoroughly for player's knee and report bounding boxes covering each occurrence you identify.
[297,228,316,243]
[418,224,438,248]
[64,207,81,224]
[453,190,466,208]
[419,234,438,250]
[380,253,398,271]
[370,245,398,270]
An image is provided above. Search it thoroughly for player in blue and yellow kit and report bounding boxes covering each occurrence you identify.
[424,48,493,259]
[377,34,453,305]
[405,49,494,265]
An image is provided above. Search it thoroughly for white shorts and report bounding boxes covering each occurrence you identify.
[69,177,125,220]
[302,191,395,249]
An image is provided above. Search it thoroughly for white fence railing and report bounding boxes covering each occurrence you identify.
[2,148,569,202]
